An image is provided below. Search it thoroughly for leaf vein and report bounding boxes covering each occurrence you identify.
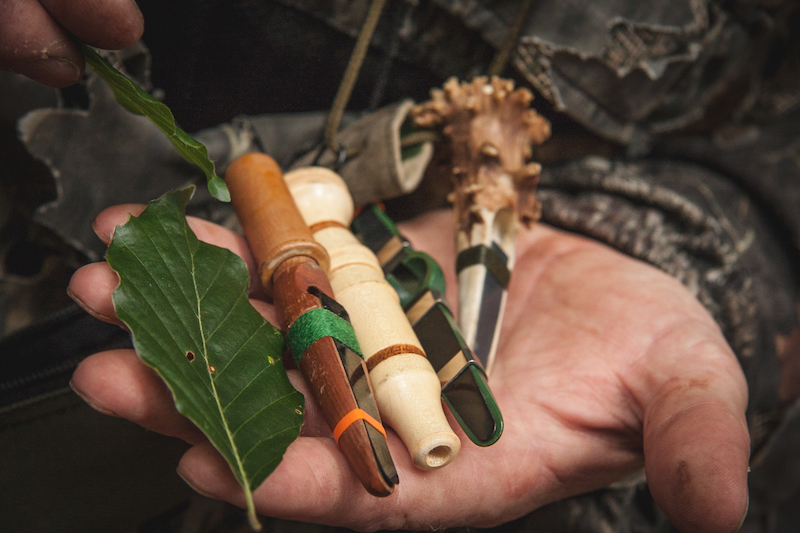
[117,240,198,345]
[220,358,274,412]
[230,392,300,439]
[213,322,266,380]
[185,222,252,493]
[241,423,302,465]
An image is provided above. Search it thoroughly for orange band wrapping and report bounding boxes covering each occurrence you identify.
[333,408,387,443]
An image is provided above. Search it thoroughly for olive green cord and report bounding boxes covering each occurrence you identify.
[324,0,534,163]
[487,0,536,77]
[323,0,388,156]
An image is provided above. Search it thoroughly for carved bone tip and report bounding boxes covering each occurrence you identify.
[480,142,500,158]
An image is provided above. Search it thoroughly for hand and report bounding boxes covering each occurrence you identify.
[0,0,144,87]
[68,205,750,533]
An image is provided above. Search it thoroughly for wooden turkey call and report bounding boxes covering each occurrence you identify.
[225,153,397,496]
[284,166,461,470]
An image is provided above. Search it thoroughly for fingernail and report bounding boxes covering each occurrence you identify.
[67,286,117,324]
[91,219,113,245]
[22,56,83,87]
[49,56,82,80]
[69,379,119,417]
[176,467,218,500]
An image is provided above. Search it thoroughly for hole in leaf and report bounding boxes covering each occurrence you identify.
[186,351,195,362]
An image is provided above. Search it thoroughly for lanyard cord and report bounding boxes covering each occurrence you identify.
[323,0,388,159]
[487,0,536,77]
[322,0,535,163]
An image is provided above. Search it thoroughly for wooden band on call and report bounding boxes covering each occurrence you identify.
[309,220,349,233]
[226,154,399,497]
[284,166,461,470]
[366,343,426,373]
[333,409,387,443]
[225,153,329,294]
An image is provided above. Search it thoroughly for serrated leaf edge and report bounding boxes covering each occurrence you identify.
[183,218,259,526]
[81,44,231,203]
[107,189,301,531]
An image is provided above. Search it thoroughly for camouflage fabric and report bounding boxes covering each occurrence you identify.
[1,1,799,532]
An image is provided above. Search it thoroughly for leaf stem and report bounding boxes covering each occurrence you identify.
[246,491,263,531]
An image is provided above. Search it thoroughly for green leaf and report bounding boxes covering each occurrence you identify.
[81,44,230,202]
[107,187,302,530]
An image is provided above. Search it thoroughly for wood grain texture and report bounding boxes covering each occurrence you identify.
[225,153,329,295]
[273,257,395,495]
[226,153,396,495]
[285,166,461,470]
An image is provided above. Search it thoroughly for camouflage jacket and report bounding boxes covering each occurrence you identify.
[1,1,798,532]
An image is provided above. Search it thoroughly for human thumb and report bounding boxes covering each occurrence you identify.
[643,373,750,533]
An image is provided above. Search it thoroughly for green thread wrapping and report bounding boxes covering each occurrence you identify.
[287,308,363,366]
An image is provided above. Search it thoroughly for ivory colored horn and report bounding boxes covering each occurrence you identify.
[284,166,461,470]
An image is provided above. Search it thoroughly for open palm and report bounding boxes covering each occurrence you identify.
[69,206,749,533]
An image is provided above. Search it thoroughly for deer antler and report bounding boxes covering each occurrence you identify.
[411,76,550,374]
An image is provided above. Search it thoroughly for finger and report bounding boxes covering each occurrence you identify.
[0,0,83,87]
[179,437,399,530]
[68,261,125,327]
[177,436,414,531]
[93,203,265,298]
[92,203,145,243]
[68,263,279,344]
[177,421,548,532]
[71,204,278,333]
[38,0,144,50]
[642,332,750,533]
[71,349,206,444]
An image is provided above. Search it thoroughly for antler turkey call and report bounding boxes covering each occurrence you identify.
[225,153,397,496]
[284,166,461,470]
[411,76,551,375]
